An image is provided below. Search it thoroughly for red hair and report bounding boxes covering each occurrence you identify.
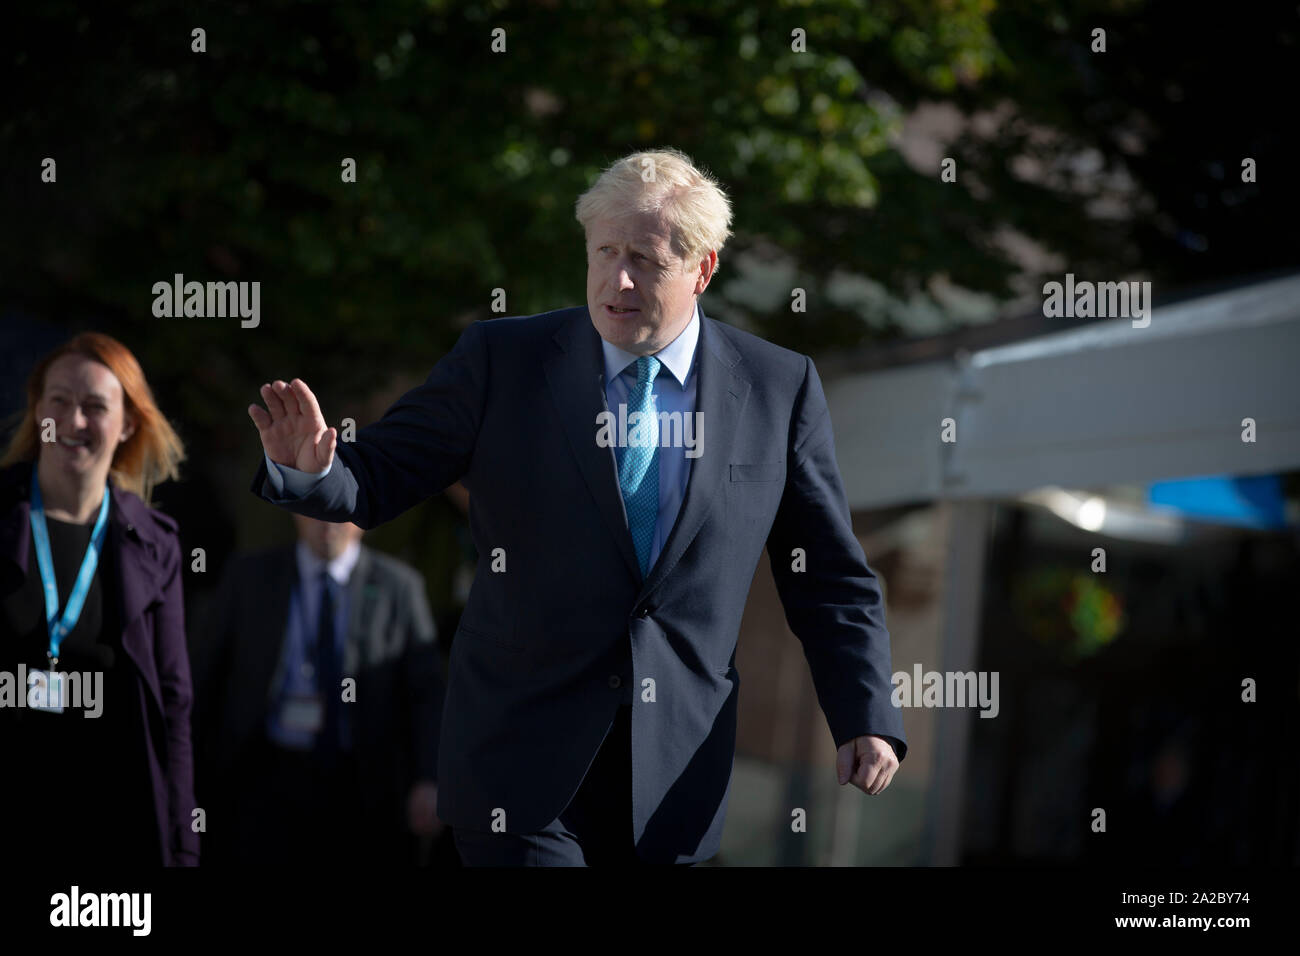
[1,332,185,504]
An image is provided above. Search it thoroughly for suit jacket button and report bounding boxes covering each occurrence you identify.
[608,675,622,689]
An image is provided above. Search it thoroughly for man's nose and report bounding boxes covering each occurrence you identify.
[617,268,635,291]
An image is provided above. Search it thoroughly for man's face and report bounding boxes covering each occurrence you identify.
[585,209,715,355]
[294,514,363,561]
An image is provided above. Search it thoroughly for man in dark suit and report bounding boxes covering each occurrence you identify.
[192,514,447,865]
[245,147,906,865]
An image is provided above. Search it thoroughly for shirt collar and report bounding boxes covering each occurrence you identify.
[601,300,700,389]
[296,537,361,589]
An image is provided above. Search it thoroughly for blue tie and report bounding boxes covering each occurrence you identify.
[315,571,342,764]
[617,355,661,577]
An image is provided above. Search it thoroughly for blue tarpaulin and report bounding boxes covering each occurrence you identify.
[1148,475,1289,529]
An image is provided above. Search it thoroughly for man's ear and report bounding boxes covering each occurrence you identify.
[694,250,718,295]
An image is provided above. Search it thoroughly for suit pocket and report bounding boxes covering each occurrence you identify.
[730,462,784,482]
[457,622,525,653]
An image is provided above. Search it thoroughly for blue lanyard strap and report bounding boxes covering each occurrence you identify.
[29,469,111,664]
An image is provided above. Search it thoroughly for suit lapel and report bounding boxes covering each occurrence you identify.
[544,309,643,585]
[344,545,372,674]
[638,310,750,602]
[254,546,297,706]
[0,485,32,593]
[112,523,166,643]
[107,489,169,709]
[543,306,752,598]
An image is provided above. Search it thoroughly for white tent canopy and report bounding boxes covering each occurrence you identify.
[817,273,1300,864]
[824,273,1300,510]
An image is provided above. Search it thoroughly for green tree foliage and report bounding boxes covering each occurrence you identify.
[1,1,1001,391]
[1,1,1292,579]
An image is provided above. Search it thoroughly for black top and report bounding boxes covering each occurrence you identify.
[0,513,160,865]
[4,514,106,661]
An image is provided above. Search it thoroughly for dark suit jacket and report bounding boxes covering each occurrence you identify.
[191,543,445,843]
[250,305,906,864]
[0,460,199,865]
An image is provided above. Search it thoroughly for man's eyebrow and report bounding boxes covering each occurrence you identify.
[592,239,660,260]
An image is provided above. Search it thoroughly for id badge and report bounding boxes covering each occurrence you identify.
[281,694,324,734]
[28,670,65,713]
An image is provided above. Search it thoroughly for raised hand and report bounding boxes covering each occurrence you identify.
[247,378,337,474]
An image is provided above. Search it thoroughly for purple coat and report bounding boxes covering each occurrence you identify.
[0,461,198,865]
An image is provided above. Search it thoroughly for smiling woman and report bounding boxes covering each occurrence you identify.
[1,333,185,506]
[0,332,197,866]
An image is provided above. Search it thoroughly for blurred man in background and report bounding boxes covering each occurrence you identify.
[192,514,449,866]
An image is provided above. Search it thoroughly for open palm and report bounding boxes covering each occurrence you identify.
[247,378,336,474]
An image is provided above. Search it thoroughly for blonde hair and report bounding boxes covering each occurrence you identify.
[575,147,733,271]
[0,332,185,505]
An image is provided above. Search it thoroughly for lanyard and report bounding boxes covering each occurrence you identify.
[28,468,111,668]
